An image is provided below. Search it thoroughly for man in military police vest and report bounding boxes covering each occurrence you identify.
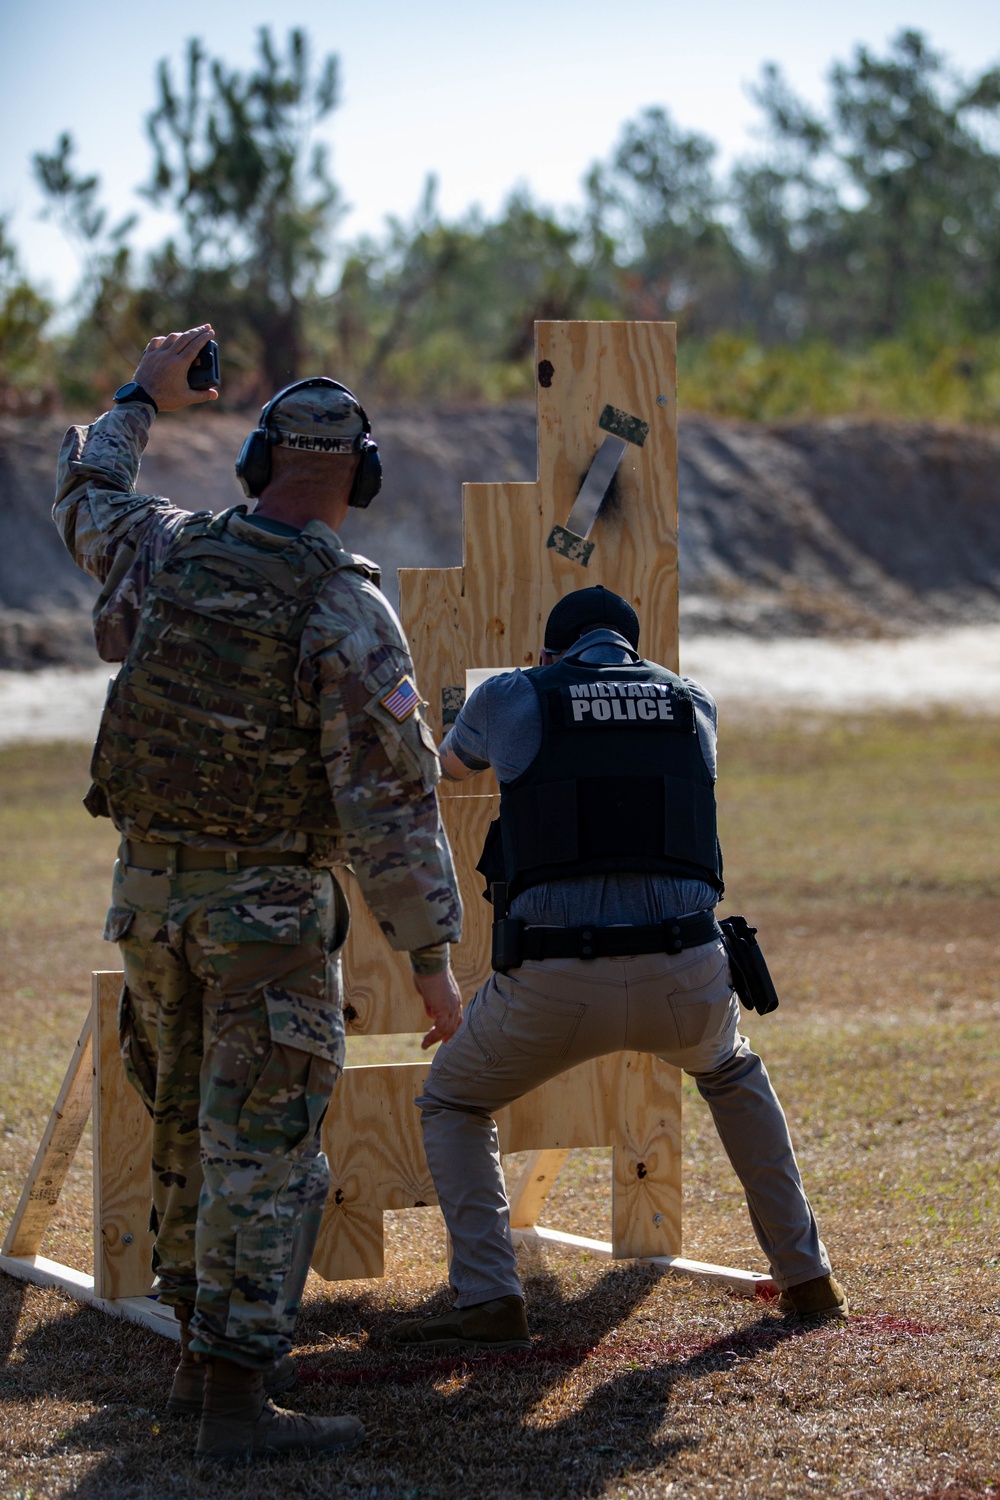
[391,585,846,1350]
[54,325,463,1462]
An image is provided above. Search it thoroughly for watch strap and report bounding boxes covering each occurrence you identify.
[113,382,159,414]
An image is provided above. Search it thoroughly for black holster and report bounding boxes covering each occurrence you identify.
[490,881,521,972]
[492,916,525,973]
[719,915,780,1015]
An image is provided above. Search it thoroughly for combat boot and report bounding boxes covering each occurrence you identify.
[391,1294,530,1351]
[166,1304,296,1416]
[777,1274,849,1322]
[196,1355,365,1464]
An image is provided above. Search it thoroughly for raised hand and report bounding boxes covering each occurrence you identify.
[131,325,218,411]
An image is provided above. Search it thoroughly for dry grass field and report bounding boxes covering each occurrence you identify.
[1,715,998,1500]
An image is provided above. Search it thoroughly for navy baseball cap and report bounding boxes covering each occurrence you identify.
[543,586,641,651]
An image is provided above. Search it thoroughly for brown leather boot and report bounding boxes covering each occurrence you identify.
[166,1306,296,1416]
[390,1294,530,1350]
[777,1274,849,1322]
[196,1356,365,1464]
[165,1303,199,1416]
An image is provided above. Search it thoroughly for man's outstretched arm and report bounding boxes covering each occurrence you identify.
[53,325,218,660]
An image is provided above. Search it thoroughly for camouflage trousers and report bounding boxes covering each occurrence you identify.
[105,853,348,1368]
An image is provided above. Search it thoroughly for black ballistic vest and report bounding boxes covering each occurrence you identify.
[479,651,724,900]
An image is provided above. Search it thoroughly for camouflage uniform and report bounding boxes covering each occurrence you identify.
[54,401,461,1368]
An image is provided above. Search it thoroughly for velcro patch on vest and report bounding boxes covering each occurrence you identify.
[559,682,694,730]
[381,676,420,722]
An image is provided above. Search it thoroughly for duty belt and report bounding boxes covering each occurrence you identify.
[492,908,722,970]
[121,838,311,873]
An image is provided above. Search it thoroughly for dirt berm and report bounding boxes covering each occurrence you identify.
[2,407,999,669]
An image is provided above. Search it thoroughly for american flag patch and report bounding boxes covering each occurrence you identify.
[381,676,420,722]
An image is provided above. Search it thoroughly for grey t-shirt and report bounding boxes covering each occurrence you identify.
[443,631,720,926]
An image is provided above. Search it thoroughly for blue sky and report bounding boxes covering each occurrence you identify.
[1,0,997,303]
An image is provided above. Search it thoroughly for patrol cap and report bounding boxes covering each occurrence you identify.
[544,586,640,651]
[268,382,366,453]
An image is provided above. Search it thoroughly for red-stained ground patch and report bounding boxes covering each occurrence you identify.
[298,1342,600,1385]
[298,1308,945,1390]
[848,1313,943,1338]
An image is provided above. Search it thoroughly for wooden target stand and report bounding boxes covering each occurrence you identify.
[1,322,773,1336]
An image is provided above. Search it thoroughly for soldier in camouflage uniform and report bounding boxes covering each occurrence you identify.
[53,325,463,1463]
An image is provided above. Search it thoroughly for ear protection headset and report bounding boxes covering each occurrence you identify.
[235,376,382,508]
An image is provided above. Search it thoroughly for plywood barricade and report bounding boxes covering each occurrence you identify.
[0,321,773,1329]
[315,319,692,1282]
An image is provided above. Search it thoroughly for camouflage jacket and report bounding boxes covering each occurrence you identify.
[53,405,462,962]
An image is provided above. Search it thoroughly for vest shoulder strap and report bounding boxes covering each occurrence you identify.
[155,508,378,598]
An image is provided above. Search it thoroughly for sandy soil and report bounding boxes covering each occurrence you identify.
[6,410,1000,668]
[0,664,115,743]
[679,622,1000,715]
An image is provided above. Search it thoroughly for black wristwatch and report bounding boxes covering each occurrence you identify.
[113,381,158,414]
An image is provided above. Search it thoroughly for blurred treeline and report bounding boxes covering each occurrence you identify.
[3,26,1000,422]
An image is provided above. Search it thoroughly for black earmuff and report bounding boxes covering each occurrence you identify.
[349,435,382,509]
[235,376,382,508]
[234,424,272,499]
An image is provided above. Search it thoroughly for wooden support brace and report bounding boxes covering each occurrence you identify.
[2,1009,93,1258]
[508,1150,570,1229]
[0,978,174,1338]
[0,1252,179,1339]
[509,1227,776,1299]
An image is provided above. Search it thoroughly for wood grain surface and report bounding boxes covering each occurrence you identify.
[508,1149,570,1230]
[313,1062,437,1281]
[92,971,155,1299]
[612,1053,683,1258]
[312,1049,681,1281]
[2,1008,94,1258]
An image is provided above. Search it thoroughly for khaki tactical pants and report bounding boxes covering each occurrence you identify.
[106,855,348,1368]
[418,939,830,1306]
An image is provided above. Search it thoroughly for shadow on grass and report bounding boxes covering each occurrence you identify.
[0,1274,27,1377]
[0,1263,828,1500]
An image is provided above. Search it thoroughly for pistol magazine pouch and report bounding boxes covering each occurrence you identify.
[719,915,780,1015]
